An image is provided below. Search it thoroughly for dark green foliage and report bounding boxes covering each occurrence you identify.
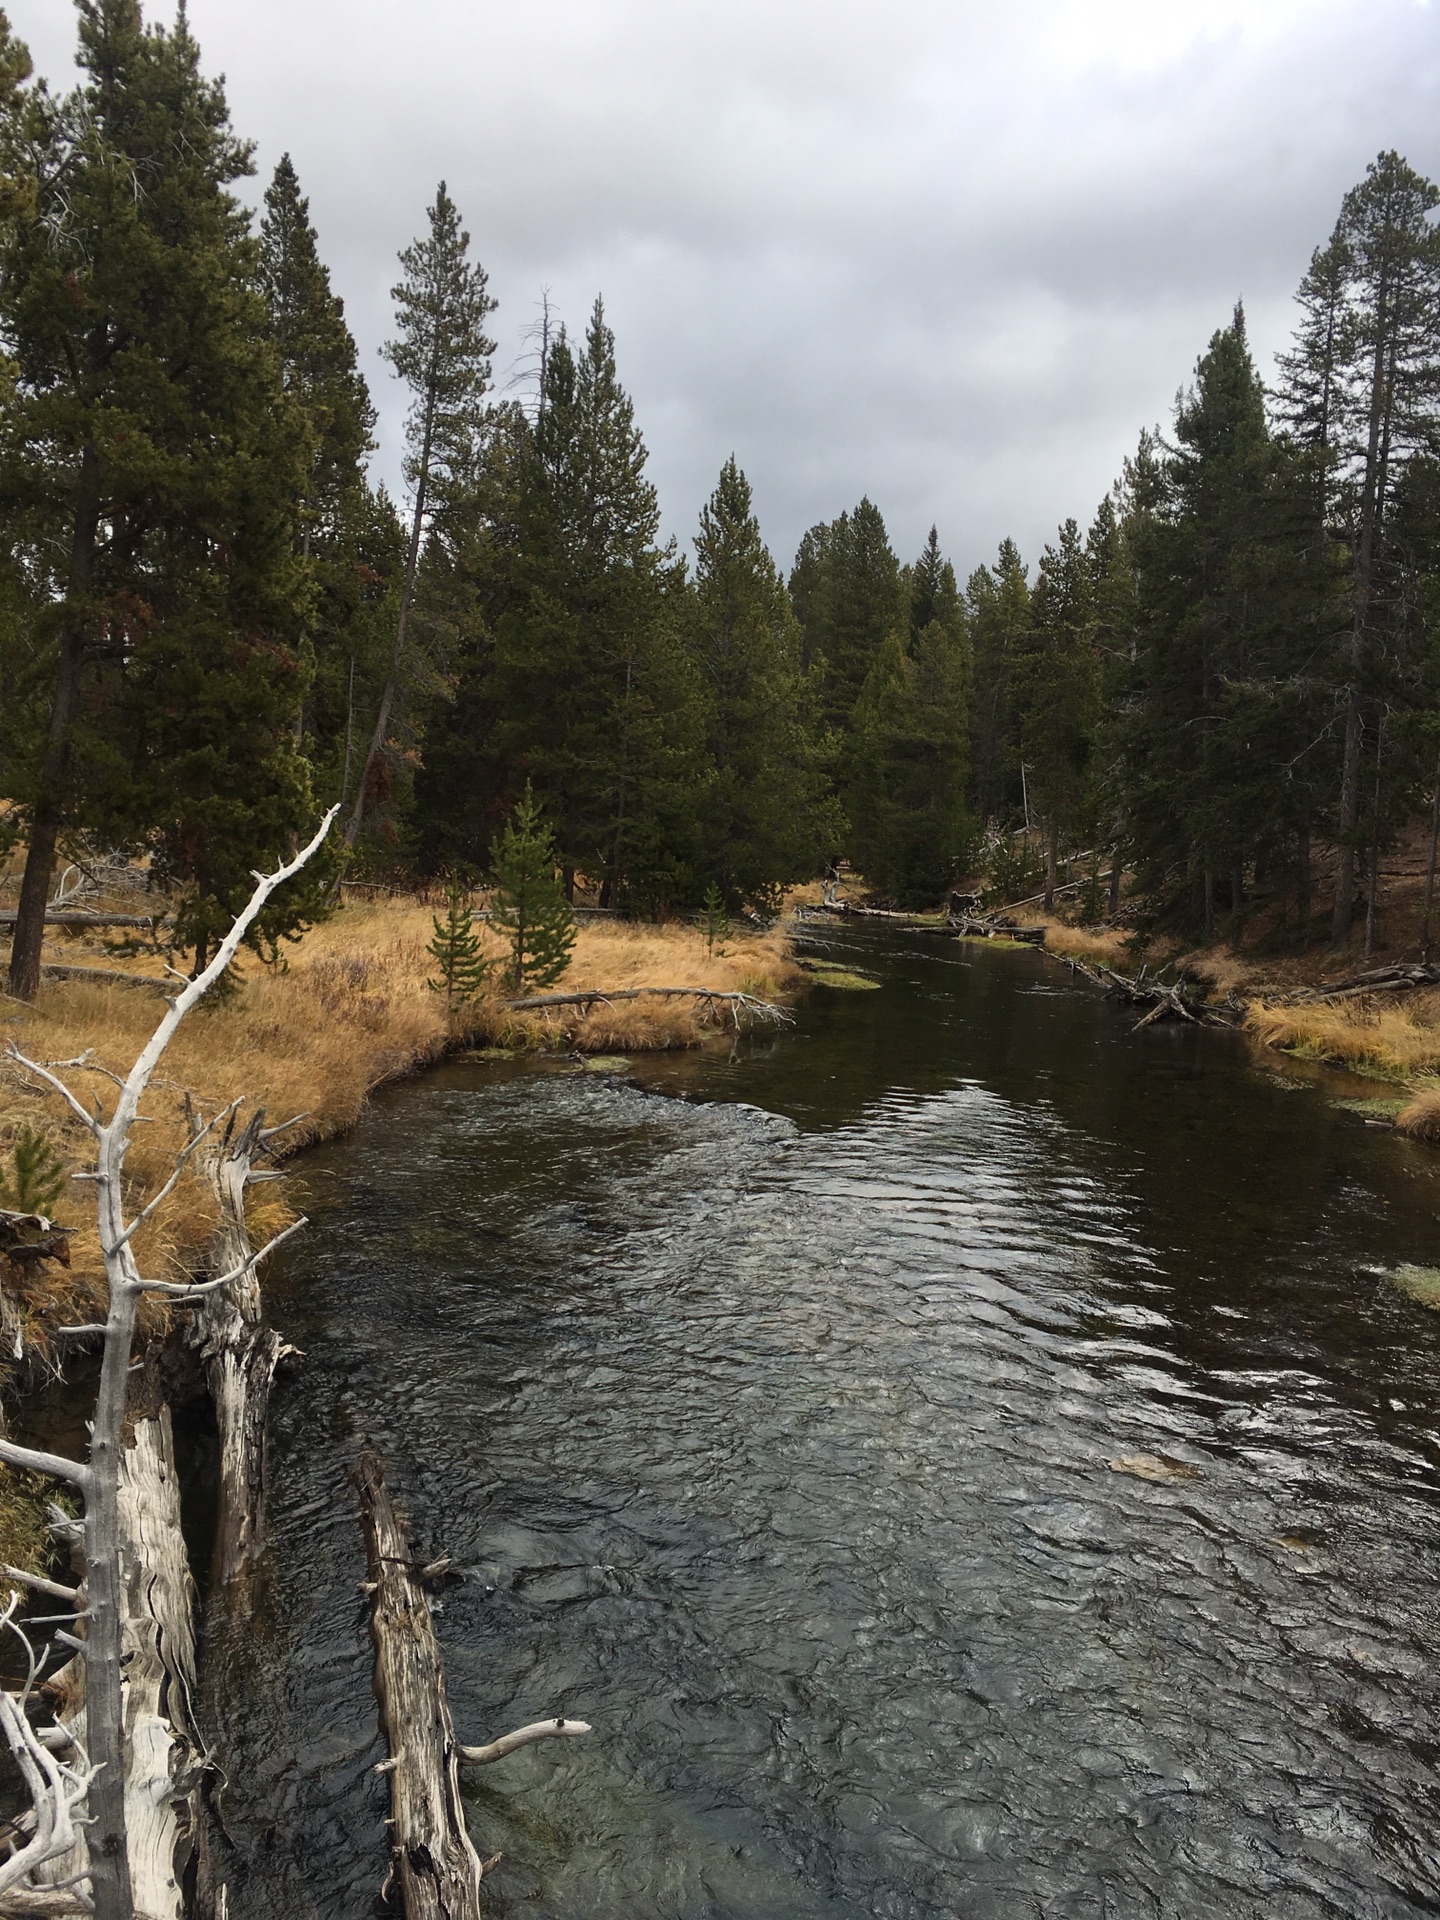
[345,180,497,852]
[1015,518,1099,904]
[0,1125,66,1217]
[491,303,703,909]
[426,873,490,1004]
[687,458,840,907]
[490,784,577,991]
[790,499,907,733]
[0,0,328,984]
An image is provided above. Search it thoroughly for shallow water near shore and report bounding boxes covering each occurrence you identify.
[212,924,1440,1918]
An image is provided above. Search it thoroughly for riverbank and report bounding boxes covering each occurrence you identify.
[0,901,801,1350]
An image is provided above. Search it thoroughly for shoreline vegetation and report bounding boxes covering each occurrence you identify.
[0,893,802,1345]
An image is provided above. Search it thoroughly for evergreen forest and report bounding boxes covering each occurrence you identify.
[3,1,1440,999]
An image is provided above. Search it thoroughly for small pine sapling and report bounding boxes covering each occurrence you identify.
[490,786,577,992]
[700,883,729,957]
[0,1127,67,1218]
[426,874,491,1005]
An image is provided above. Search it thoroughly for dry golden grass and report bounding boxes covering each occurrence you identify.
[1032,921,1134,969]
[0,904,802,1329]
[1245,991,1440,1082]
[1396,1081,1440,1141]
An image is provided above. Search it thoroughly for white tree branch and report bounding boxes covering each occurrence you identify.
[0,1438,90,1491]
[0,1595,96,1907]
[114,1099,244,1249]
[458,1717,592,1766]
[0,1049,100,1137]
[133,1217,307,1300]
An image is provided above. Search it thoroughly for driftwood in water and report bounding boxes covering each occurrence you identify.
[1057,955,1235,1028]
[357,1449,485,1920]
[356,1451,591,1919]
[502,986,792,1026]
[190,1106,301,1587]
[946,913,1046,946]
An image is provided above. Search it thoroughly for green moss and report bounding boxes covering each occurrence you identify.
[804,964,882,991]
[1330,1097,1404,1119]
[1389,1265,1440,1310]
[579,1055,632,1072]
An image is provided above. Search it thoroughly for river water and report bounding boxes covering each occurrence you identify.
[211,925,1440,1919]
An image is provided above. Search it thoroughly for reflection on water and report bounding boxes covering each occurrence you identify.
[214,927,1440,1918]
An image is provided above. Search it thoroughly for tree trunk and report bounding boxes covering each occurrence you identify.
[356,1450,484,1920]
[1297,822,1311,934]
[344,394,435,850]
[34,1413,203,1920]
[1421,759,1440,960]
[8,449,102,1002]
[1043,822,1058,911]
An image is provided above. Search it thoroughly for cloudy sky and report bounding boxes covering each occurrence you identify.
[11,0,1440,576]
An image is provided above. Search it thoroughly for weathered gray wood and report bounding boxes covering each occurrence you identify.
[0,914,161,929]
[37,963,167,991]
[357,1449,484,1920]
[191,1109,297,1587]
[30,1412,203,1920]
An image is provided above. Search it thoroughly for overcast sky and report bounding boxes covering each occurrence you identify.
[11,0,1440,577]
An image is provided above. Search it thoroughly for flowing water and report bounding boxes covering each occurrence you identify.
[212,925,1440,1919]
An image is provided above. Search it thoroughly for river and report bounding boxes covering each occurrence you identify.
[209,923,1440,1919]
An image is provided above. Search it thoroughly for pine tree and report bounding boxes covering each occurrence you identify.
[967,539,1030,826]
[490,784,577,991]
[492,301,704,908]
[846,529,973,907]
[790,499,906,734]
[426,872,490,1004]
[0,1123,66,1216]
[345,181,496,848]
[687,457,839,906]
[0,0,321,994]
[1312,154,1440,943]
[1015,519,1099,906]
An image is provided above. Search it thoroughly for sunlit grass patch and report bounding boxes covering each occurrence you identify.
[1247,996,1440,1081]
[1389,1265,1440,1310]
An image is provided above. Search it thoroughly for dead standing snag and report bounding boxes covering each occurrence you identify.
[0,808,337,1920]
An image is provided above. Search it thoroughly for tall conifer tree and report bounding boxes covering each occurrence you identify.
[345,182,496,848]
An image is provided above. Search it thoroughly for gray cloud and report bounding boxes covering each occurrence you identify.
[11,0,1440,576]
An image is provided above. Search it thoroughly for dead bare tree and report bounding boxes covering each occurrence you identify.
[0,809,337,1920]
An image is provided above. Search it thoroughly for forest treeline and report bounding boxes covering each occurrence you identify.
[1,3,1438,1002]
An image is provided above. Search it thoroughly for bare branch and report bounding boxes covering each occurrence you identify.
[459,1717,592,1766]
[0,1438,90,1491]
[114,1098,244,1248]
[0,1567,79,1606]
[135,1217,308,1299]
[1,1047,100,1137]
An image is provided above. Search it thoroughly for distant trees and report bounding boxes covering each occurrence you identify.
[0,9,1436,963]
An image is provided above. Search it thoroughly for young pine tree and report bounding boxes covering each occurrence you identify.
[426,873,490,1004]
[490,785,577,991]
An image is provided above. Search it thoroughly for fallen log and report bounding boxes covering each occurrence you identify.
[36,963,168,991]
[0,914,162,930]
[501,986,792,1026]
[357,1451,591,1919]
[357,1449,485,1920]
[1057,954,1234,1028]
[1290,962,1440,1002]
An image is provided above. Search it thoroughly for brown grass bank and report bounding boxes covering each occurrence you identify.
[0,902,801,1346]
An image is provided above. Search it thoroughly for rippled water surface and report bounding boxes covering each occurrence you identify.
[213,926,1440,1918]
